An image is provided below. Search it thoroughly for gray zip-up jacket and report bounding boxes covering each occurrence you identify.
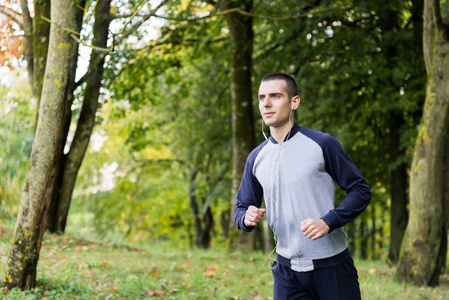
[235,124,371,272]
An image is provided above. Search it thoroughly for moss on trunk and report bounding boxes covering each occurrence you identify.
[395,0,449,286]
[1,0,82,290]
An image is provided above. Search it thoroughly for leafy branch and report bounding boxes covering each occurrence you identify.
[76,0,169,87]
[112,4,349,22]
[0,5,23,30]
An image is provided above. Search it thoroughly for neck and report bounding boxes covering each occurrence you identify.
[270,122,294,143]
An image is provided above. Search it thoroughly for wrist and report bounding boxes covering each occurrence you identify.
[320,218,331,230]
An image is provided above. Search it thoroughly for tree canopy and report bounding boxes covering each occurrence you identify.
[0,0,447,290]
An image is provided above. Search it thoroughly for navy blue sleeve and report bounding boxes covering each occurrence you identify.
[319,134,371,232]
[234,147,265,232]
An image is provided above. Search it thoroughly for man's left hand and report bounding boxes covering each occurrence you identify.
[300,219,330,240]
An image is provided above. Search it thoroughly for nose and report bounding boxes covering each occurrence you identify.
[260,97,272,107]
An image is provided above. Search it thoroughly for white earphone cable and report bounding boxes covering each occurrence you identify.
[261,120,268,140]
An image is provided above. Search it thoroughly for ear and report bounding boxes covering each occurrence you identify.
[291,95,300,110]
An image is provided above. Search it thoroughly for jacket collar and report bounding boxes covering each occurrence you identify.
[270,123,301,144]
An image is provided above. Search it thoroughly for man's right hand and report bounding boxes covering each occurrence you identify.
[244,205,266,227]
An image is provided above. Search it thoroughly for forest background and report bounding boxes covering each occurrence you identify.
[0,0,448,296]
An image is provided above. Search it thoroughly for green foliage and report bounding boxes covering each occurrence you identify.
[251,0,425,258]
[0,70,34,220]
[1,225,448,299]
[70,2,233,246]
[0,0,428,260]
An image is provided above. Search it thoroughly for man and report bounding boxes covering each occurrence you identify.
[234,72,371,299]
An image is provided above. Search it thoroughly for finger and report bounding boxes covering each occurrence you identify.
[248,206,258,213]
[301,222,310,232]
[247,214,259,223]
[304,224,319,237]
[304,228,314,237]
[245,215,258,226]
[245,213,261,225]
[300,219,311,231]
[253,207,264,214]
[310,232,322,240]
[245,220,257,226]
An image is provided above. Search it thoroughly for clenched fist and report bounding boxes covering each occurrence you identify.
[301,218,330,240]
[244,205,266,227]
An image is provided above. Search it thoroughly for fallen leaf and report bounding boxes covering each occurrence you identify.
[205,264,217,277]
[183,261,192,267]
[152,271,160,277]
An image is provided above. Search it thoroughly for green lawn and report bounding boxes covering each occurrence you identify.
[1,225,448,299]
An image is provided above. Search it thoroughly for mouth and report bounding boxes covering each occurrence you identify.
[264,112,274,117]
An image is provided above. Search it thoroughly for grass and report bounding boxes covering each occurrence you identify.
[1,223,448,299]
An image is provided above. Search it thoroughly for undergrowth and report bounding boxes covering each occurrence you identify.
[0,221,448,299]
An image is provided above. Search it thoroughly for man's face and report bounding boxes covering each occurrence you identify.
[258,79,292,128]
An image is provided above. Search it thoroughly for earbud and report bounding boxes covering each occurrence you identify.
[291,104,295,110]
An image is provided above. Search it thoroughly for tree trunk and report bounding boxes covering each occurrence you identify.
[347,220,356,256]
[32,0,51,118]
[388,113,409,263]
[54,0,111,233]
[189,171,214,249]
[45,0,87,233]
[396,0,449,286]
[378,207,384,254]
[219,0,256,252]
[371,204,375,259]
[189,172,203,245]
[45,0,166,234]
[434,112,449,280]
[360,213,367,260]
[1,0,80,289]
[19,0,34,95]
[199,206,213,249]
[19,0,50,130]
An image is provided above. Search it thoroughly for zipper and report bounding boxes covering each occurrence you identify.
[277,143,302,269]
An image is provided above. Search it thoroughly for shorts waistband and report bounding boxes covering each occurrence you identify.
[276,248,351,271]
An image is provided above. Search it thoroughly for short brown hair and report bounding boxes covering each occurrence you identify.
[261,72,299,99]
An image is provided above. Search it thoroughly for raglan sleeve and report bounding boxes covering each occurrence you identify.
[234,151,264,232]
[320,135,372,233]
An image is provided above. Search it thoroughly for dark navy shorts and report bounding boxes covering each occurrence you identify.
[271,250,361,300]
